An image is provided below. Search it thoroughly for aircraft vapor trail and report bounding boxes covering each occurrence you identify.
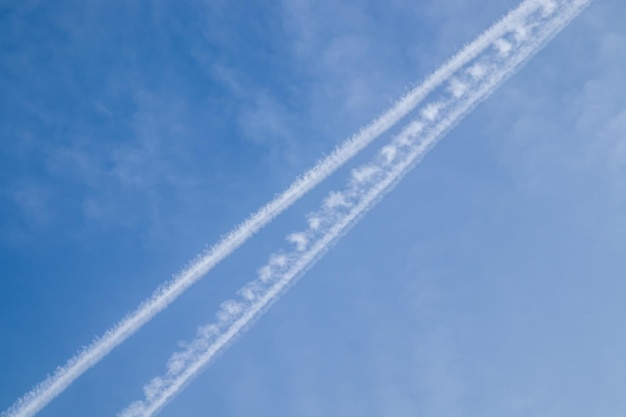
[0,2,561,417]
[118,1,592,415]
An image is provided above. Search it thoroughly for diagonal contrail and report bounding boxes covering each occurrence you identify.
[118,1,592,415]
[0,2,563,417]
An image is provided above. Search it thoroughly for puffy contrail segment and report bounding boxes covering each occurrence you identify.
[0,2,567,417]
[119,1,591,415]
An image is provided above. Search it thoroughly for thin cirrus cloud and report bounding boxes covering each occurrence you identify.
[117,1,592,415]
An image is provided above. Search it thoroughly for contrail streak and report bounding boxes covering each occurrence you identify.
[118,1,592,415]
[0,2,566,417]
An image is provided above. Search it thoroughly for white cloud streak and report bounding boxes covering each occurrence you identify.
[117,1,592,415]
[2,2,570,417]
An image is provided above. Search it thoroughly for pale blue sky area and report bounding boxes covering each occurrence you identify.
[1,0,625,416]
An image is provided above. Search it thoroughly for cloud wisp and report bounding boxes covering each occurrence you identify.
[0,2,574,417]
[118,1,592,415]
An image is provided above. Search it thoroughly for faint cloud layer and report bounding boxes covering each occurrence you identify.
[0,1,300,243]
[1,0,625,416]
[484,11,626,242]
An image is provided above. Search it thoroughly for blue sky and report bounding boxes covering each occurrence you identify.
[1,0,625,416]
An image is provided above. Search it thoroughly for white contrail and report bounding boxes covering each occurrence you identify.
[1,2,563,417]
[118,1,592,415]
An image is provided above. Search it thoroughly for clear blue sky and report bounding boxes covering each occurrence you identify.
[1,0,625,416]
